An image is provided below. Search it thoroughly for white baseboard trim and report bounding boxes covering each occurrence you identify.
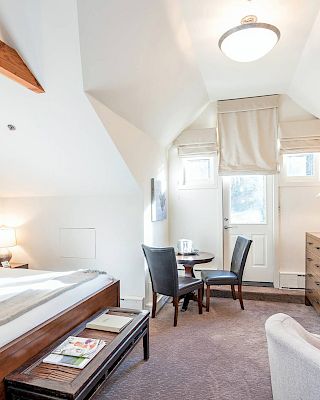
[279,272,305,289]
[120,296,144,310]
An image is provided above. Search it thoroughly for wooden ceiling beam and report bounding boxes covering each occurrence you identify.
[0,40,44,93]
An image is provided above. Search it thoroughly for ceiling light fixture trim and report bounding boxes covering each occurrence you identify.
[218,16,280,63]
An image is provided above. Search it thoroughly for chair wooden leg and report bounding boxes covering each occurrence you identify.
[231,285,236,300]
[152,292,157,318]
[206,285,210,312]
[173,297,179,327]
[238,284,244,310]
[197,287,203,314]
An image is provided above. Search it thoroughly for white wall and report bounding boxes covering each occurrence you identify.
[1,195,144,298]
[279,186,320,274]
[169,146,222,270]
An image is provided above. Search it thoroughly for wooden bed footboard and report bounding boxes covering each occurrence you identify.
[0,279,120,399]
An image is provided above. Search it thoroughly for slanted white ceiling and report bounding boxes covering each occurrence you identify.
[78,0,320,144]
[288,9,320,119]
[77,0,209,145]
[0,0,138,197]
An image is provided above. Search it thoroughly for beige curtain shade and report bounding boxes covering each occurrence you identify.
[174,128,217,157]
[280,120,320,153]
[218,95,279,174]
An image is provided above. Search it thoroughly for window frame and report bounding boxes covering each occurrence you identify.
[179,154,217,190]
[280,152,320,187]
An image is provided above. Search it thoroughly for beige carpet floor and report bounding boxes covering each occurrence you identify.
[97,298,320,400]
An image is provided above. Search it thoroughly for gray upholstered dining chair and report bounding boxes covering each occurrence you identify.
[142,244,203,327]
[201,236,252,312]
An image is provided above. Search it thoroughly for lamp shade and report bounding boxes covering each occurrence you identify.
[0,227,17,248]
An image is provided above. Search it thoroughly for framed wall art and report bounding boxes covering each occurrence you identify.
[151,178,167,222]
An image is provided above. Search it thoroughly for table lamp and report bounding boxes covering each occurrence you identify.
[0,226,17,263]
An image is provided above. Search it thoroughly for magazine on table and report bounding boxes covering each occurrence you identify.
[52,336,101,358]
[43,337,106,369]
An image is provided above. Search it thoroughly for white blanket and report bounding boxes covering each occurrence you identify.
[0,269,100,325]
[0,269,113,347]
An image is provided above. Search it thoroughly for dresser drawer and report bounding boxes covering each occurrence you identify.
[306,233,320,314]
[306,236,320,257]
[306,285,320,312]
[306,273,320,291]
[306,270,320,312]
[306,251,320,275]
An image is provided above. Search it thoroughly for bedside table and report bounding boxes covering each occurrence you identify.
[8,263,28,269]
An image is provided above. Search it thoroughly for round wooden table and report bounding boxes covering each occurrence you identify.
[176,252,215,278]
[176,252,215,310]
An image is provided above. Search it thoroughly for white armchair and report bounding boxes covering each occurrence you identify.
[265,313,320,400]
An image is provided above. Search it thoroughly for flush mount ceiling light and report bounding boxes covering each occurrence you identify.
[218,15,280,62]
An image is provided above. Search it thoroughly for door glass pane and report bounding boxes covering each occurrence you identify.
[229,175,266,224]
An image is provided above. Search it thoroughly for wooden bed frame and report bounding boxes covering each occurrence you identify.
[0,279,120,399]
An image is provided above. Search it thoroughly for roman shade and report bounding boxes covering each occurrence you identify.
[217,95,279,174]
[173,128,217,157]
[280,120,320,154]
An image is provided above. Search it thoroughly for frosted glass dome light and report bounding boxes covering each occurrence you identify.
[219,15,280,62]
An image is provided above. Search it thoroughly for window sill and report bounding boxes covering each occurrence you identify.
[279,181,320,187]
[178,184,217,190]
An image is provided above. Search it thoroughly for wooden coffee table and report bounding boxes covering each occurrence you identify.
[5,307,149,400]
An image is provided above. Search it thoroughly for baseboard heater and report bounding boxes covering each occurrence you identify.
[279,272,305,289]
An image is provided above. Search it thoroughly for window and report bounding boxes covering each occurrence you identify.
[180,156,216,188]
[284,153,315,177]
[229,175,266,224]
[281,153,320,185]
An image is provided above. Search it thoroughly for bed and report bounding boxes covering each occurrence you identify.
[0,268,120,399]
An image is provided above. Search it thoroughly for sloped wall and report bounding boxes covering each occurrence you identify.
[87,95,169,305]
[87,95,169,246]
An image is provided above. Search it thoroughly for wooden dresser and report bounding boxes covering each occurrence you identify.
[306,232,320,313]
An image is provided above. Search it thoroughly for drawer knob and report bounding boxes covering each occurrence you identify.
[316,264,320,268]
[316,247,320,250]
[308,242,314,245]
[307,258,313,261]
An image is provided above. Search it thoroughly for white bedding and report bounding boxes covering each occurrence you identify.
[0,268,114,347]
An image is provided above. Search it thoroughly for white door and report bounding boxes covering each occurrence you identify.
[222,175,274,283]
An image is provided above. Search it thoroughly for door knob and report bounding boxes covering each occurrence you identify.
[224,225,235,230]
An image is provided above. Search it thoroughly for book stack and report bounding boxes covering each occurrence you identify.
[86,313,133,333]
[43,336,105,369]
